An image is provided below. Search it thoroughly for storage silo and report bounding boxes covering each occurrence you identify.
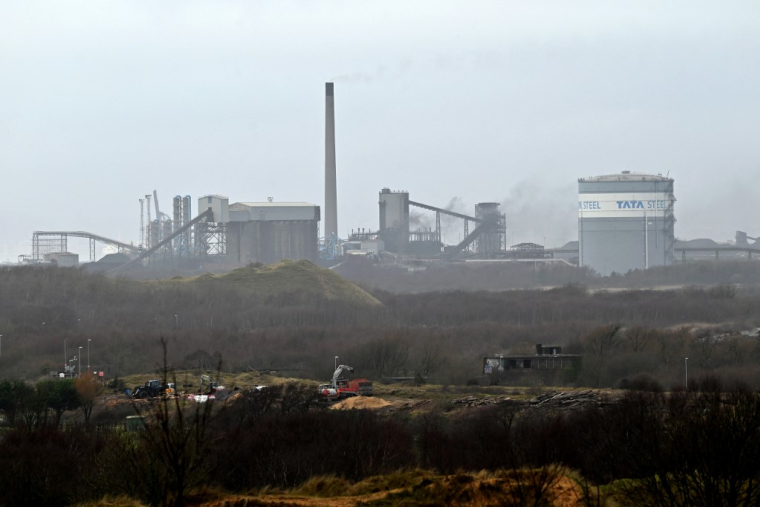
[578,171,675,276]
[378,188,409,253]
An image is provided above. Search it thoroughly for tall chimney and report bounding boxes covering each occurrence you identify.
[325,82,338,239]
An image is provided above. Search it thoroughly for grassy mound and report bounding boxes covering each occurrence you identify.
[188,260,381,307]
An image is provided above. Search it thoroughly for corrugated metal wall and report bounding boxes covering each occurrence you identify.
[227,220,318,265]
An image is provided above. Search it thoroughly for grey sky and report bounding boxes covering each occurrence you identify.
[2,1,759,260]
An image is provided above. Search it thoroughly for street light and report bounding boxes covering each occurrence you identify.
[87,339,91,373]
[334,356,339,371]
[78,347,83,377]
[685,357,689,390]
[0,334,3,360]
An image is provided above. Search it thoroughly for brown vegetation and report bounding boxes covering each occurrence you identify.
[2,264,760,389]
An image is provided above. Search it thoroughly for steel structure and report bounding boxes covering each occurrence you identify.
[145,194,152,248]
[578,171,676,275]
[195,221,227,258]
[448,214,501,254]
[474,203,506,255]
[319,233,342,260]
[32,231,139,262]
[409,200,482,223]
[111,209,214,272]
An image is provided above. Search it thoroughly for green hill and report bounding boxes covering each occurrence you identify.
[185,260,381,307]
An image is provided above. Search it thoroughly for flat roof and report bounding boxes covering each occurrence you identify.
[579,172,672,183]
[234,202,318,207]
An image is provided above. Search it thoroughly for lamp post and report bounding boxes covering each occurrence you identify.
[334,356,339,371]
[64,338,67,372]
[685,357,689,390]
[87,339,91,373]
[0,334,3,359]
[78,347,83,377]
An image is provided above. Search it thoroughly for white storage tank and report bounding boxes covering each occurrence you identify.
[578,172,675,276]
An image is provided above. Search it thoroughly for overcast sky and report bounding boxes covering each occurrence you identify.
[2,1,759,261]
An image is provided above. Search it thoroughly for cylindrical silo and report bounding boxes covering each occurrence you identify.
[578,171,675,276]
[150,219,160,250]
[173,196,182,253]
[162,219,173,253]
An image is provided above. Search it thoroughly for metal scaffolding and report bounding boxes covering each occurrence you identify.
[32,231,139,262]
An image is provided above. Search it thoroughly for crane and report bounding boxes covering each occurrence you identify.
[331,364,354,388]
[318,364,372,399]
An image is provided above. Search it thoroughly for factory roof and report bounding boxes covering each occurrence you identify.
[579,171,672,182]
[233,202,318,208]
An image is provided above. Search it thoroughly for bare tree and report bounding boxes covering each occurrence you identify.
[624,326,654,353]
[585,325,622,358]
[75,371,103,425]
[130,339,219,507]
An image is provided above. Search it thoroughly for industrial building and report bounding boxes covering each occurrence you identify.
[43,252,79,267]
[348,188,506,257]
[227,200,320,264]
[378,189,410,253]
[132,194,320,266]
[578,171,675,276]
[482,344,582,386]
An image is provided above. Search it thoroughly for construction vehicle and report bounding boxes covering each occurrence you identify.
[198,374,224,394]
[188,375,226,403]
[319,364,373,400]
[132,379,175,399]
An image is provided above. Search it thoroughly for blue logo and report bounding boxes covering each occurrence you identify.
[617,200,667,210]
[617,200,644,209]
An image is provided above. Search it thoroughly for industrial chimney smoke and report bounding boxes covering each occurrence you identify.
[325,82,338,239]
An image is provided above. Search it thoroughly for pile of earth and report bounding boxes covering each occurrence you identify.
[329,396,392,410]
[183,260,381,307]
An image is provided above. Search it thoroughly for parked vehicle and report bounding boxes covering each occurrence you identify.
[319,364,372,400]
[132,379,174,399]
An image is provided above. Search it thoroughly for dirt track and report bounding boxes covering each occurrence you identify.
[194,473,584,507]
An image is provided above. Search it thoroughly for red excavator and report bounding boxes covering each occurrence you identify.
[318,364,373,400]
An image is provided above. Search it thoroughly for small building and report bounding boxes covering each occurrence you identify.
[360,239,384,256]
[198,195,230,223]
[483,343,582,375]
[43,252,79,267]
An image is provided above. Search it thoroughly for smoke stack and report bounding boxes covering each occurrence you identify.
[325,82,338,239]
